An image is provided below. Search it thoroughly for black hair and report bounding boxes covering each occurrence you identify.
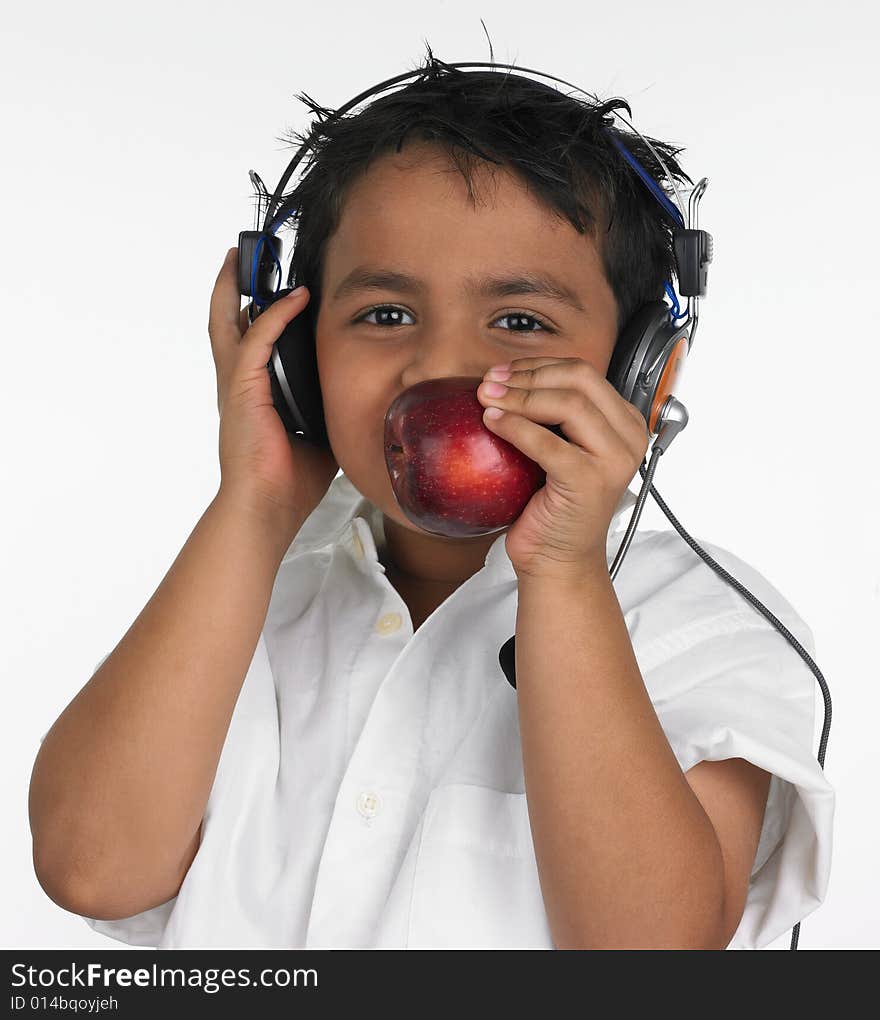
[275,44,694,337]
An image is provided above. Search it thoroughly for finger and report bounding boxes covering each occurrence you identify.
[493,356,579,374]
[235,286,310,376]
[479,382,620,461]
[504,360,649,459]
[208,248,244,378]
[479,405,571,478]
[207,251,281,347]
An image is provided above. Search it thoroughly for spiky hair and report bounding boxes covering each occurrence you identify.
[273,44,693,336]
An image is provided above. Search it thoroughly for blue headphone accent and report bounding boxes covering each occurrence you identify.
[606,132,685,228]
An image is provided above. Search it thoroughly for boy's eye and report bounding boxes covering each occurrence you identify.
[357,305,415,328]
[493,312,552,333]
[355,304,554,333]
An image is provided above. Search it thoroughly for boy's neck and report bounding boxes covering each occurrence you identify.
[378,512,500,589]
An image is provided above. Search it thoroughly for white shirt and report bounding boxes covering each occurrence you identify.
[71,472,834,949]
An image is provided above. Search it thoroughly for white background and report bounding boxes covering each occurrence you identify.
[3,0,877,950]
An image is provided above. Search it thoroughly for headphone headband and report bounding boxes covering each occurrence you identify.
[262,60,691,231]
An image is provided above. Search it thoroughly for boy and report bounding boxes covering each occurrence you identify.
[30,55,834,949]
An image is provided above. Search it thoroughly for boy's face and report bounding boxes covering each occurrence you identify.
[314,140,619,586]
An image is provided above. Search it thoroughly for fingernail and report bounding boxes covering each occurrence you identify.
[288,285,307,298]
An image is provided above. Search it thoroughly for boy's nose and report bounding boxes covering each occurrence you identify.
[400,365,491,388]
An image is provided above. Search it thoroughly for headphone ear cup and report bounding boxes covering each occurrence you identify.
[607,301,687,434]
[258,288,330,448]
[607,302,667,399]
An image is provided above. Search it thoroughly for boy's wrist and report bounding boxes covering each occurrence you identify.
[213,486,304,558]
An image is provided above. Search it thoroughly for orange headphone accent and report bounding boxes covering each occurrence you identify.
[649,336,688,434]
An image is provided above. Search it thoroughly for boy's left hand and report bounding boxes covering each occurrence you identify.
[477,356,651,582]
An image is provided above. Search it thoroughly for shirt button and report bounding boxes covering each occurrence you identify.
[356,791,382,818]
[351,533,365,560]
[376,612,402,634]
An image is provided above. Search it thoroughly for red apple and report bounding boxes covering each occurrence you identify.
[383,376,562,538]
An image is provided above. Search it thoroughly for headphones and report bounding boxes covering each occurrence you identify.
[235,60,831,951]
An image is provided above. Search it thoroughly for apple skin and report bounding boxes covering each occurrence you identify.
[383,376,565,538]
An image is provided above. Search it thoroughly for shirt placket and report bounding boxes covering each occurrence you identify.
[303,533,430,947]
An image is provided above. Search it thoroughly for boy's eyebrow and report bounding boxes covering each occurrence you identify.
[330,266,587,314]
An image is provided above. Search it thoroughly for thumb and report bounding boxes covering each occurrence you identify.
[238,285,310,374]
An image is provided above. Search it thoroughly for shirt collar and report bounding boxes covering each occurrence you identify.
[284,472,639,583]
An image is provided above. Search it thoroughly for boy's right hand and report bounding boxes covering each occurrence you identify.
[208,248,339,530]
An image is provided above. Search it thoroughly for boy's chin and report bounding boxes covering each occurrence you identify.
[382,504,509,544]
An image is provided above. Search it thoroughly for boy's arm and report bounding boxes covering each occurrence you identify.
[28,489,303,921]
[514,561,770,950]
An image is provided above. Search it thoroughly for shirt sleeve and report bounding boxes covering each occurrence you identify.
[644,608,835,949]
[82,898,177,947]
